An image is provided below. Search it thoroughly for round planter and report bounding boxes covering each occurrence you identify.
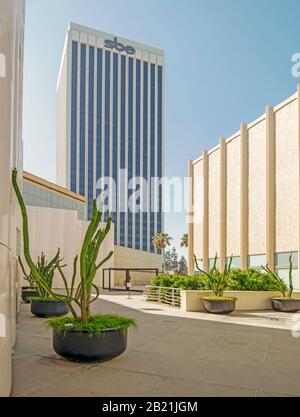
[22,289,38,304]
[53,327,128,363]
[272,298,300,313]
[31,299,69,318]
[203,298,236,315]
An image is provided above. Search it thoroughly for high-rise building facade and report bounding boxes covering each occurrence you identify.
[57,23,164,253]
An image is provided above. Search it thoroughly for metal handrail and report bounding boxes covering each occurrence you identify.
[144,286,181,307]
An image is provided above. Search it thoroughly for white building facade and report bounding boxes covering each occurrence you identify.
[0,0,25,397]
[188,88,300,289]
[57,23,165,254]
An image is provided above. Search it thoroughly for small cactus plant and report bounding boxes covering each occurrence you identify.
[19,257,36,289]
[262,254,294,299]
[19,252,62,297]
[194,254,233,297]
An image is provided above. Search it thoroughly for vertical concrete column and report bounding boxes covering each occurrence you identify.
[188,160,195,275]
[202,150,209,272]
[266,106,275,271]
[219,139,227,272]
[297,84,300,288]
[240,124,249,270]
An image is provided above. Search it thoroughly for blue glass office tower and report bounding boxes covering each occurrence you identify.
[57,23,164,253]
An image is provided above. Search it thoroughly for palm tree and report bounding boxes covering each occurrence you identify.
[152,232,172,251]
[181,233,188,248]
[152,232,172,273]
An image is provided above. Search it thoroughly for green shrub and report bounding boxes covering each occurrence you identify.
[228,269,279,291]
[151,269,280,292]
[174,276,209,290]
[151,274,208,290]
[151,275,177,288]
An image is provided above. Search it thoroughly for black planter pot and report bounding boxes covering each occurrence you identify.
[22,289,38,304]
[272,298,300,313]
[31,299,69,318]
[53,327,128,363]
[203,298,236,315]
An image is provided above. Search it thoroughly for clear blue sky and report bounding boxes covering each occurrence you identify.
[23,0,300,256]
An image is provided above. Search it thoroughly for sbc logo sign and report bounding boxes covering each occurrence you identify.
[104,37,135,55]
[0,53,6,78]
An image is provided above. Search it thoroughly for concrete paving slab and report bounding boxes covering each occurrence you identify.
[12,298,300,397]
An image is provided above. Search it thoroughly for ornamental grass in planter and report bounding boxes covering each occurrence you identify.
[262,255,300,313]
[194,255,236,315]
[13,168,136,362]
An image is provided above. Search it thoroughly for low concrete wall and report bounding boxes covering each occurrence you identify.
[180,290,300,312]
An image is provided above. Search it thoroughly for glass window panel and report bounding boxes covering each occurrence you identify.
[96,48,103,190]
[79,43,86,196]
[70,41,78,193]
[87,46,95,220]
[226,256,240,268]
[275,252,298,268]
[276,268,299,289]
[248,254,266,268]
[208,258,220,269]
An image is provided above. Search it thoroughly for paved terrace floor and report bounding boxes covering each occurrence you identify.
[12,294,300,397]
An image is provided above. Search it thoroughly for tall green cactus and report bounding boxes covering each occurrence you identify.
[12,168,60,296]
[51,199,113,321]
[76,198,113,321]
[12,169,113,321]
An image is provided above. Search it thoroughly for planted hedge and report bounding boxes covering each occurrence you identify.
[150,274,208,290]
[228,269,281,291]
[150,269,280,292]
